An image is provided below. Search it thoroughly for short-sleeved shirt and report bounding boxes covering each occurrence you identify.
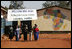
[35,28,39,32]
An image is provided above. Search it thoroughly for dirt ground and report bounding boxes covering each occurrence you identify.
[1,33,71,48]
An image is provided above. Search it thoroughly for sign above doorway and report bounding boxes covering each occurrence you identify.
[7,9,37,21]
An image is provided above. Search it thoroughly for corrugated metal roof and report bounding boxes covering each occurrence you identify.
[1,6,7,12]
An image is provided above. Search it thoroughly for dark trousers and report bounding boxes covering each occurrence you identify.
[16,34,19,41]
[34,32,39,40]
[9,32,13,40]
[34,33,37,40]
[23,32,27,41]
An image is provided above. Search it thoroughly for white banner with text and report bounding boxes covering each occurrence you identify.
[7,9,37,21]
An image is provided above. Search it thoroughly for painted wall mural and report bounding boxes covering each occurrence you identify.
[43,9,67,31]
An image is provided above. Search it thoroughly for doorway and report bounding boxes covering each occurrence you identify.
[12,20,32,34]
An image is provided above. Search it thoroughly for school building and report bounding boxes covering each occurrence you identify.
[1,6,71,35]
[32,6,71,32]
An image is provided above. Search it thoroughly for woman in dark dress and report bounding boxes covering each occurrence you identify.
[9,26,13,41]
[23,24,28,41]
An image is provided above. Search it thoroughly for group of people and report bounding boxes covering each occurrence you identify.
[9,24,39,41]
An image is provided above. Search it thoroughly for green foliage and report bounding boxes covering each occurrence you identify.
[9,1,25,9]
[5,6,8,10]
[42,1,71,9]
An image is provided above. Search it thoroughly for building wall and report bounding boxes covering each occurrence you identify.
[32,16,54,31]
[52,7,71,21]
[32,7,71,31]
[37,7,71,21]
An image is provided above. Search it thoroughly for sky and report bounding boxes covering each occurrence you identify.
[1,1,46,9]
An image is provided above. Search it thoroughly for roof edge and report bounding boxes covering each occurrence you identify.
[37,6,71,11]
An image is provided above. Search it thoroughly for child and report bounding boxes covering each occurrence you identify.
[29,30,33,41]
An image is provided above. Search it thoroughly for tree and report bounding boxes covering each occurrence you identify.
[42,1,59,8]
[58,1,67,7]
[42,1,52,8]
[42,1,71,9]
[66,1,71,9]
[9,1,25,9]
[5,6,8,10]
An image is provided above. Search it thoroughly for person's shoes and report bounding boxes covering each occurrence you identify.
[16,40,19,41]
[10,39,12,41]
